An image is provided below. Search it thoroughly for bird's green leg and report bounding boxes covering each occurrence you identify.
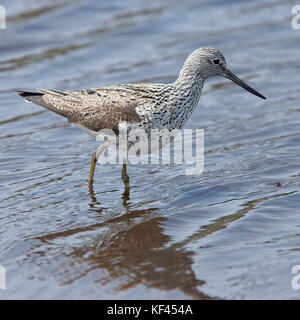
[121,162,130,190]
[88,144,107,187]
[121,162,130,201]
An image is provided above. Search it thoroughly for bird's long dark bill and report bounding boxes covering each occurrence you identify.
[224,69,266,100]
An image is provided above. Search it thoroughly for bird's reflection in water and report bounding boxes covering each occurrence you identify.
[88,175,130,211]
[30,183,211,299]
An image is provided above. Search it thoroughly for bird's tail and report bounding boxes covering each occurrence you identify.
[17,90,68,117]
[18,91,45,105]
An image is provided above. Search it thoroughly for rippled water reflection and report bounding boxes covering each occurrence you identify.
[0,0,300,299]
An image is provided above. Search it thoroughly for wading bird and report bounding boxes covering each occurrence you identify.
[18,47,266,191]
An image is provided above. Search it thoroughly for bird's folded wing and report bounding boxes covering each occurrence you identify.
[38,88,142,132]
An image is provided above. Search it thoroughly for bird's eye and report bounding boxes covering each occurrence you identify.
[212,59,220,65]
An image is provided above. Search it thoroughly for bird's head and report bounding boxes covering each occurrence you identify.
[185,47,266,99]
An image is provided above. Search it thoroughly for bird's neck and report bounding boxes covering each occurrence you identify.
[173,62,205,96]
[159,63,206,130]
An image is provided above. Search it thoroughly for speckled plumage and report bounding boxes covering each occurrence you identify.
[18,47,265,137]
[18,47,266,186]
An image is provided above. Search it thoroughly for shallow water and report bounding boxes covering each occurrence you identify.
[0,0,300,299]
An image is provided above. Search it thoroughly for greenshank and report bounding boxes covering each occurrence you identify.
[18,47,266,189]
